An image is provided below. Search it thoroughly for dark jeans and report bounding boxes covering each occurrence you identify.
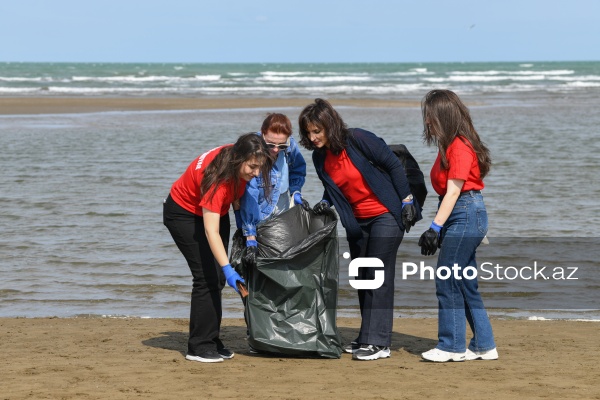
[349,212,403,347]
[163,195,229,355]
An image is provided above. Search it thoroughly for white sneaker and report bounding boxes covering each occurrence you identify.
[353,345,391,361]
[421,348,466,362]
[185,350,224,363]
[465,348,498,360]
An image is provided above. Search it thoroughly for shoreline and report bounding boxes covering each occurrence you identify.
[0,97,421,115]
[1,317,598,399]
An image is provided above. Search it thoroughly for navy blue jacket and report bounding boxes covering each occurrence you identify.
[312,128,422,243]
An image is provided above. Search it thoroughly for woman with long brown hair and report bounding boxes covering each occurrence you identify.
[163,133,273,363]
[298,98,421,361]
[418,89,498,362]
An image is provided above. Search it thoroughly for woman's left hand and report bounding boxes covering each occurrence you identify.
[401,198,418,233]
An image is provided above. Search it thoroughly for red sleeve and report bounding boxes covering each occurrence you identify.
[447,144,474,181]
[199,182,231,215]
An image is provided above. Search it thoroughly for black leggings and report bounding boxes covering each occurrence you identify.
[163,195,230,355]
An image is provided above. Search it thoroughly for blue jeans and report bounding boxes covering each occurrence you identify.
[349,212,403,347]
[435,191,496,353]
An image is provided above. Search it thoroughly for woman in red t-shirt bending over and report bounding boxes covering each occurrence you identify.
[418,90,498,363]
[163,133,273,363]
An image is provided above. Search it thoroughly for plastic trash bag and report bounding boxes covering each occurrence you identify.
[231,205,342,358]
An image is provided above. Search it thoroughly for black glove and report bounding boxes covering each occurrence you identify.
[242,239,258,269]
[418,228,439,256]
[301,198,311,211]
[313,200,331,215]
[418,222,443,256]
[401,200,418,233]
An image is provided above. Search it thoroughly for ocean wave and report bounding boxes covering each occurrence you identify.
[71,75,221,83]
[0,76,46,82]
[448,69,575,76]
[426,75,550,83]
[549,75,600,81]
[261,71,311,76]
[1,80,597,96]
[563,81,600,88]
[258,75,373,83]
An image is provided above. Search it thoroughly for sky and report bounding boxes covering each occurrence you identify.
[1,0,599,63]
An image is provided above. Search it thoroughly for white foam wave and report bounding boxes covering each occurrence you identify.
[261,71,311,76]
[193,75,221,81]
[448,69,574,76]
[564,81,600,87]
[1,80,596,97]
[0,77,50,82]
[0,87,41,93]
[548,75,600,82]
[259,75,372,83]
[424,75,548,83]
[71,75,221,83]
[389,70,434,76]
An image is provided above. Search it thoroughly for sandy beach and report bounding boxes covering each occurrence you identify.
[2,94,598,399]
[0,97,420,115]
[1,317,598,399]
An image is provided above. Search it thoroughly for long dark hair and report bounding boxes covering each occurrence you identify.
[298,98,349,155]
[201,133,273,200]
[421,89,492,179]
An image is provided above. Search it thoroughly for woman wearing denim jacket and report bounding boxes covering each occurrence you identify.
[418,89,498,363]
[236,114,307,264]
[298,98,421,361]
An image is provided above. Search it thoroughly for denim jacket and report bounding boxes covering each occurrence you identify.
[240,134,306,237]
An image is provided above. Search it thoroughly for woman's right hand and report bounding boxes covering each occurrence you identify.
[313,200,331,215]
[222,264,244,293]
[243,239,258,268]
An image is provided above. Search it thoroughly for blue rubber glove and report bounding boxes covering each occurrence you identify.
[222,264,244,293]
[293,192,303,205]
[234,210,242,229]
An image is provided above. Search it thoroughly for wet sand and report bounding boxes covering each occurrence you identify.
[1,317,598,399]
[0,97,420,115]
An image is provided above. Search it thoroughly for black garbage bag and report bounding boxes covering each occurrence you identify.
[230,228,247,279]
[232,205,342,359]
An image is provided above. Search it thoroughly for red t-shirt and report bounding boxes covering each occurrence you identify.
[430,137,484,196]
[324,149,389,219]
[170,145,246,216]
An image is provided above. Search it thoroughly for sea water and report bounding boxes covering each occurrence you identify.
[0,62,599,319]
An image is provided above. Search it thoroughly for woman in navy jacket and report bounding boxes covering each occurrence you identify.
[298,98,421,361]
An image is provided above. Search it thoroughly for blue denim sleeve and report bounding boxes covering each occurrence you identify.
[286,137,306,194]
[240,178,261,237]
